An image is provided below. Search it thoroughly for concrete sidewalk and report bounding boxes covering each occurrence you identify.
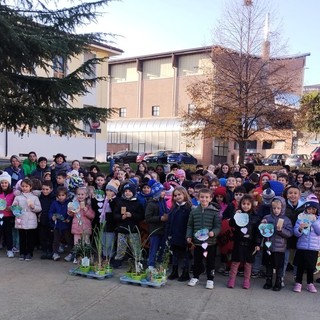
[0,250,319,320]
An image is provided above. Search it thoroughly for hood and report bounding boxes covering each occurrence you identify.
[271,196,286,216]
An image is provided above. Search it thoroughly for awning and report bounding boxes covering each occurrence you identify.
[107,118,183,132]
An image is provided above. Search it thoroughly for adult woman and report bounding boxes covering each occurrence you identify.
[4,155,25,187]
[22,151,38,177]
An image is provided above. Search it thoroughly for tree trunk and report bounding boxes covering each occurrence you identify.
[238,140,246,165]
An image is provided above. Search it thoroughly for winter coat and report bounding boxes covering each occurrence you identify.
[262,197,293,253]
[285,200,305,249]
[39,192,56,226]
[145,198,168,235]
[13,192,42,229]
[113,197,144,234]
[229,212,261,263]
[294,214,320,251]
[71,204,95,235]
[48,199,72,231]
[166,203,191,247]
[4,166,25,188]
[22,159,37,177]
[100,197,117,233]
[0,192,15,217]
[31,166,51,181]
[186,203,221,246]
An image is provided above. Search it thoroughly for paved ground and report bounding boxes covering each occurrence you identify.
[0,250,319,320]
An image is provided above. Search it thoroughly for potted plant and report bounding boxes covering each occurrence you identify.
[73,233,93,273]
[93,222,106,275]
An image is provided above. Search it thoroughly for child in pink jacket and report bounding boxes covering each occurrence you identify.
[70,187,95,245]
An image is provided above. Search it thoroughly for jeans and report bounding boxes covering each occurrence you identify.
[102,232,115,259]
[148,234,166,267]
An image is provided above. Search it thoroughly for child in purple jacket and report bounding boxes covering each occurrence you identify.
[293,195,320,293]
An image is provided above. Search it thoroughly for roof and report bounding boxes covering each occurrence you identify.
[108,45,309,64]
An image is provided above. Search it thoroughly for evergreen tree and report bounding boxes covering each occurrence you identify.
[0,0,119,135]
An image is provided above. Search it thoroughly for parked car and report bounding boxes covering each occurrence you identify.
[285,154,311,168]
[107,150,138,163]
[167,152,198,165]
[136,152,150,163]
[144,150,173,163]
[262,153,289,166]
[311,147,320,166]
[244,152,264,165]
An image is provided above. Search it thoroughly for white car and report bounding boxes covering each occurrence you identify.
[285,154,311,168]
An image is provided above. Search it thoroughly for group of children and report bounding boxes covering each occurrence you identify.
[1,156,320,294]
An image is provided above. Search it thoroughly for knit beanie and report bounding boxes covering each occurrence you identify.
[305,194,319,210]
[163,182,174,197]
[262,188,275,204]
[122,182,137,197]
[267,180,284,196]
[149,179,164,199]
[0,171,12,185]
[166,173,180,187]
[219,178,227,187]
[214,186,227,198]
[105,180,119,194]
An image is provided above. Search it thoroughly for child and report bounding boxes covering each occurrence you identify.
[91,173,107,233]
[12,178,42,261]
[112,182,144,268]
[48,186,73,261]
[100,181,119,262]
[39,181,56,259]
[0,172,15,258]
[260,197,293,291]
[70,187,95,260]
[167,186,192,281]
[299,175,314,202]
[213,186,228,219]
[186,188,221,289]
[191,183,205,207]
[293,195,320,293]
[227,195,261,289]
[145,181,168,269]
[53,171,67,193]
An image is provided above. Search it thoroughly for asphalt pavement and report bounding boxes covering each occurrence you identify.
[0,250,319,320]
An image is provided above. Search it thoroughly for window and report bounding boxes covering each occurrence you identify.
[188,104,196,115]
[84,52,96,87]
[152,106,160,117]
[53,56,66,78]
[119,107,127,118]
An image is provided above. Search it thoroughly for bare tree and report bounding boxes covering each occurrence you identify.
[181,0,306,164]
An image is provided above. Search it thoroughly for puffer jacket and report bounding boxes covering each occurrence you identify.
[186,203,221,246]
[71,205,95,235]
[294,214,320,251]
[262,196,293,252]
[145,198,168,235]
[13,192,42,229]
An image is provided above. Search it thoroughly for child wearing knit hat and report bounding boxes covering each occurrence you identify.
[0,172,15,258]
[293,194,320,293]
[145,180,168,269]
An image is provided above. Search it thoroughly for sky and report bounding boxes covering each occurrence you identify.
[86,0,320,85]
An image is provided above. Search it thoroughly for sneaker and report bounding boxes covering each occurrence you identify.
[251,272,259,279]
[223,270,230,276]
[206,280,214,289]
[19,255,25,261]
[52,253,60,261]
[7,250,14,258]
[73,257,78,264]
[147,266,155,271]
[307,283,317,293]
[25,254,32,261]
[237,271,244,277]
[281,277,285,288]
[293,283,302,293]
[64,253,73,262]
[58,245,64,253]
[217,266,225,273]
[12,247,19,253]
[188,278,199,287]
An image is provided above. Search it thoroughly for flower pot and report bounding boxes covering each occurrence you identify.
[105,267,113,274]
[89,266,95,272]
[131,273,142,281]
[79,266,90,273]
[125,272,133,278]
[95,269,106,276]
